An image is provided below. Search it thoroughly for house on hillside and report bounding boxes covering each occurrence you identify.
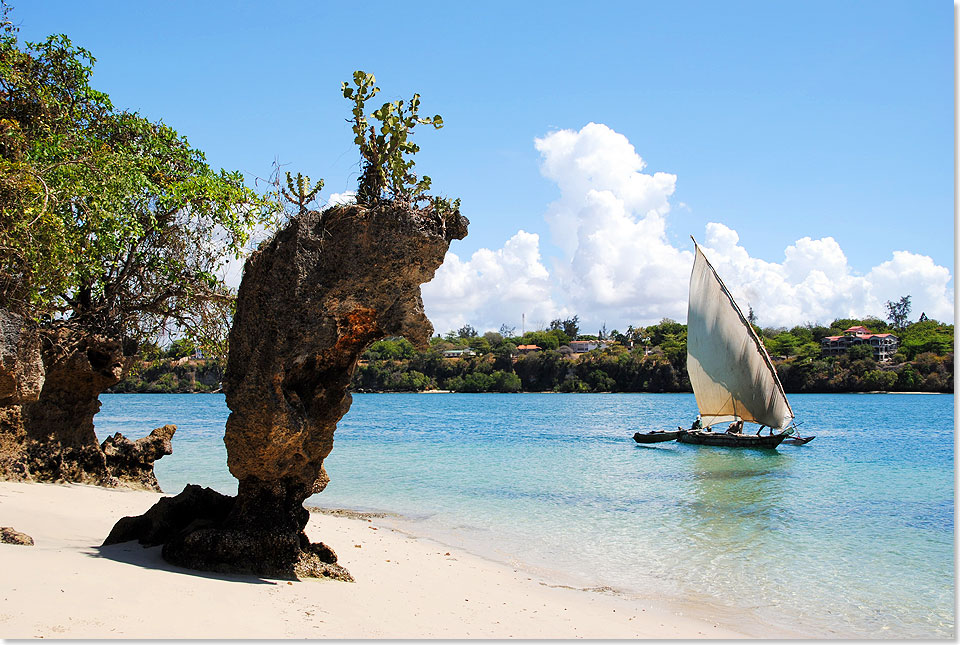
[568,340,608,353]
[820,325,899,361]
[516,344,541,355]
[442,349,476,359]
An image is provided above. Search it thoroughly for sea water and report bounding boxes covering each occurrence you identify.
[95,392,955,638]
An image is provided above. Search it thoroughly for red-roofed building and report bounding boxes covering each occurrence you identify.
[821,326,899,361]
[516,344,541,354]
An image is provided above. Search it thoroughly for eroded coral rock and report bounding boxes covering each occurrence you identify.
[101,424,176,490]
[0,309,45,480]
[0,314,174,490]
[103,483,233,547]
[22,329,128,452]
[0,526,34,546]
[107,202,467,579]
[0,309,45,405]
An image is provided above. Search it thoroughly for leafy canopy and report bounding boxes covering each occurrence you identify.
[0,7,275,356]
[885,295,911,330]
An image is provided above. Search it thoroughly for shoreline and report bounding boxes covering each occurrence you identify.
[0,480,766,639]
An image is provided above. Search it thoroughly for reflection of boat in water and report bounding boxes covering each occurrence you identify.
[677,238,801,449]
[633,430,684,444]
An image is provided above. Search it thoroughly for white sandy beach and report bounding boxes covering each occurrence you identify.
[0,480,753,639]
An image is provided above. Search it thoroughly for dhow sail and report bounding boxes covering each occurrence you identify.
[686,239,795,430]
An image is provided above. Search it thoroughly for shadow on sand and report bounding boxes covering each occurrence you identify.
[89,542,277,585]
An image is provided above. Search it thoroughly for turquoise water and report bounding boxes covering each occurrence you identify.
[95,392,955,638]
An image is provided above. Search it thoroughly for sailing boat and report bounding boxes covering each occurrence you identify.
[676,237,797,449]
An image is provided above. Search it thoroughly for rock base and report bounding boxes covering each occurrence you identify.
[103,483,353,582]
[0,425,175,491]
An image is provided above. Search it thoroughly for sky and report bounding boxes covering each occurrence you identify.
[13,1,955,336]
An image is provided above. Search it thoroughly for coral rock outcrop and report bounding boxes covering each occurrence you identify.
[101,424,176,490]
[0,309,44,480]
[0,311,174,490]
[107,202,467,579]
[0,526,34,546]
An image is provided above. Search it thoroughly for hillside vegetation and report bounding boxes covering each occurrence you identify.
[113,316,953,394]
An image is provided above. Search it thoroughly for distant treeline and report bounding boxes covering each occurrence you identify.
[352,316,954,394]
[110,316,953,394]
[109,339,223,393]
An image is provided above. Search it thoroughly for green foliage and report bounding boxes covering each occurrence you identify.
[549,315,580,339]
[342,314,956,395]
[803,324,832,343]
[166,338,196,359]
[279,170,323,215]
[646,319,685,346]
[898,319,953,360]
[0,12,274,358]
[846,344,875,361]
[863,369,898,391]
[558,375,590,393]
[363,337,417,361]
[467,335,492,355]
[342,70,443,206]
[520,330,561,351]
[885,295,911,330]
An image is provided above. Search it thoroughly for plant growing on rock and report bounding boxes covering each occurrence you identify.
[101,73,470,579]
[342,70,446,206]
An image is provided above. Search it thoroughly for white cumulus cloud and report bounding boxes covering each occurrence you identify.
[326,191,356,206]
[421,230,560,335]
[536,123,691,326]
[699,223,954,327]
[420,122,952,335]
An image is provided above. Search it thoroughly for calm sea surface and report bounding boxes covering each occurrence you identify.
[96,392,954,638]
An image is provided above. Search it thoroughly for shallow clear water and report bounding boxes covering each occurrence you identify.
[96,392,954,638]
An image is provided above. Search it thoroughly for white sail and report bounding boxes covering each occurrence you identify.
[686,241,795,429]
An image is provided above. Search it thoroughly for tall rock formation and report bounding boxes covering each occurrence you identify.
[106,202,467,579]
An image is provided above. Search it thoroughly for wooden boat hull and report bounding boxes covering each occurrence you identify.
[633,430,684,444]
[783,435,815,445]
[676,430,786,449]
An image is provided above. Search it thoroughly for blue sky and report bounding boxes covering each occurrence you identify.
[13,1,954,334]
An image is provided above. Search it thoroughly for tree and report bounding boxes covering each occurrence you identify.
[549,315,580,339]
[167,338,197,360]
[898,319,953,360]
[847,344,875,361]
[885,295,911,330]
[0,18,273,352]
[0,11,273,475]
[457,324,477,339]
[499,323,516,337]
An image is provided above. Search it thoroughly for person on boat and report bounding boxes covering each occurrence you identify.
[726,420,744,434]
[755,425,766,435]
[690,416,703,430]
